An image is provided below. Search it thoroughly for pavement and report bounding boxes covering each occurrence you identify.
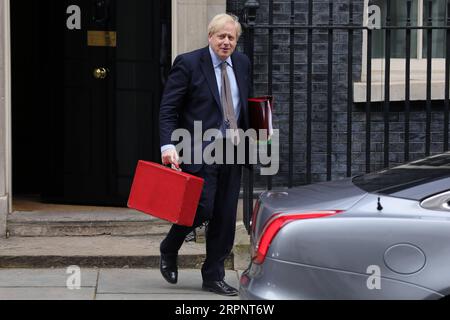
[0,229,252,300]
[0,197,252,300]
[0,268,243,300]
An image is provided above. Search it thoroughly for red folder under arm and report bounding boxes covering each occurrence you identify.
[248,96,274,140]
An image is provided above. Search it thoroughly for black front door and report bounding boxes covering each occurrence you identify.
[36,0,170,205]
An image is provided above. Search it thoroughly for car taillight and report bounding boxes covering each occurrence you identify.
[253,210,343,265]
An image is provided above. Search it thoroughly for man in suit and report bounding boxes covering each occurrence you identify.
[159,13,251,296]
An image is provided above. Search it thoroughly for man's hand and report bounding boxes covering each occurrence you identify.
[161,148,180,169]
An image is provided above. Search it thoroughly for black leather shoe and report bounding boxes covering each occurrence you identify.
[160,253,178,284]
[202,280,238,296]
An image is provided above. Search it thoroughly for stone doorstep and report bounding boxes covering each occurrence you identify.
[7,208,170,237]
[0,234,250,270]
[6,220,172,237]
[7,199,249,237]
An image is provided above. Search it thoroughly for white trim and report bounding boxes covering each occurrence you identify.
[0,0,11,237]
[417,0,424,59]
[4,0,11,213]
[171,0,226,60]
[355,0,448,102]
[172,0,178,63]
[361,0,368,86]
[355,58,448,102]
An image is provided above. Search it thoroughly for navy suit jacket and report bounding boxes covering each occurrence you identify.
[159,46,251,172]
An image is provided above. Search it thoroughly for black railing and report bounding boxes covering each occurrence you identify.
[239,0,450,232]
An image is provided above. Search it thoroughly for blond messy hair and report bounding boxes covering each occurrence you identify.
[208,13,242,39]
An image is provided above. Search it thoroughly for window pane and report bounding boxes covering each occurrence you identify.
[352,154,450,195]
[372,0,418,58]
[422,0,447,58]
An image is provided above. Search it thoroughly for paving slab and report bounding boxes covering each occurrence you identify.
[0,268,98,287]
[0,268,245,300]
[97,269,239,295]
[96,293,238,300]
[0,288,96,300]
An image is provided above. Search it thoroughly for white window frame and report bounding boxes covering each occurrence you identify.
[355,0,447,102]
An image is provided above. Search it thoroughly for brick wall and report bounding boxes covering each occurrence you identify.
[228,0,449,188]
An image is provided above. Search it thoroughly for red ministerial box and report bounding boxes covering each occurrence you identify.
[127,161,204,227]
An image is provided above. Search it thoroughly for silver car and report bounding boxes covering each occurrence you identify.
[240,152,450,300]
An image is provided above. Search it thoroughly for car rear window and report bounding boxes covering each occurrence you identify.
[352,153,450,194]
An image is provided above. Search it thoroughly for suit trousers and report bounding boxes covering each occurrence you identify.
[160,143,242,281]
